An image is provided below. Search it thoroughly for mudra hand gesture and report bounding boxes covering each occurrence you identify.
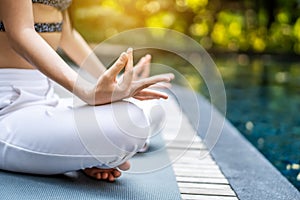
[83,48,174,106]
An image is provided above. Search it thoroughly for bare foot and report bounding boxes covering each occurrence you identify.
[83,161,130,182]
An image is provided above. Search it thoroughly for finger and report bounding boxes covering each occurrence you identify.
[148,73,174,82]
[140,54,151,78]
[126,48,133,72]
[106,52,128,78]
[148,82,172,89]
[134,96,160,101]
[119,48,134,89]
[131,74,174,97]
[134,89,169,100]
[134,56,146,74]
[134,55,151,78]
[136,73,174,89]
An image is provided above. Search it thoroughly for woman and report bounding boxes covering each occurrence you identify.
[0,0,173,182]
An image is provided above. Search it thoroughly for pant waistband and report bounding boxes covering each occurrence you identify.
[0,68,48,82]
[0,68,59,116]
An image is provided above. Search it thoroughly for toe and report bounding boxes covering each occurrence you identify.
[102,172,109,179]
[108,173,115,182]
[96,173,101,180]
[113,169,121,178]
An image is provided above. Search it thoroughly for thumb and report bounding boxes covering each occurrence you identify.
[105,52,128,79]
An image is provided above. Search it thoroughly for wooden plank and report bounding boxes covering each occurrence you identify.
[173,163,221,170]
[165,142,206,150]
[172,158,216,165]
[176,176,229,184]
[178,182,233,190]
[174,170,225,178]
[164,132,199,139]
[181,194,239,200]
[179,187,236,196]
[173,168,225,175]
[168,149,213,157]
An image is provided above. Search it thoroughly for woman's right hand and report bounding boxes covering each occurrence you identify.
[82,48,174,106]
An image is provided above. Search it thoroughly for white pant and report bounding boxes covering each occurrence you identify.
[0,69,165,175]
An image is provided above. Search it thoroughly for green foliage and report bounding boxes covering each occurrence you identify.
[70,0,300,54]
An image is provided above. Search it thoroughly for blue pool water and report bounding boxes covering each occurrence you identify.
[209,54,300,190]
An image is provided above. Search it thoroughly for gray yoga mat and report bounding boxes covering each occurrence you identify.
[0,135,181,200]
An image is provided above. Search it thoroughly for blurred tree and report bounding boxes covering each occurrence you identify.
[69,0,300,55]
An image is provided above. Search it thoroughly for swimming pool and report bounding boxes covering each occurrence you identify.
[208,54,300,191]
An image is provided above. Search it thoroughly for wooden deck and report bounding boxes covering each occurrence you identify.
[162,98,238,200]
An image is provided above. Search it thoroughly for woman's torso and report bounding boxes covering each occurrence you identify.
[0,1,71,69]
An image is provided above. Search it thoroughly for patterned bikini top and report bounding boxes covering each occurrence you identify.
[0,0,72,32]
[32,0,72,11]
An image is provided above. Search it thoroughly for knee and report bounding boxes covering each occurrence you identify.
[102,102,150,153]
[147,102,167,135]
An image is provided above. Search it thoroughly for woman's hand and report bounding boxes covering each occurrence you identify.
[83,49,174,106]
[133,54,151,81]
[133,54,172,89]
